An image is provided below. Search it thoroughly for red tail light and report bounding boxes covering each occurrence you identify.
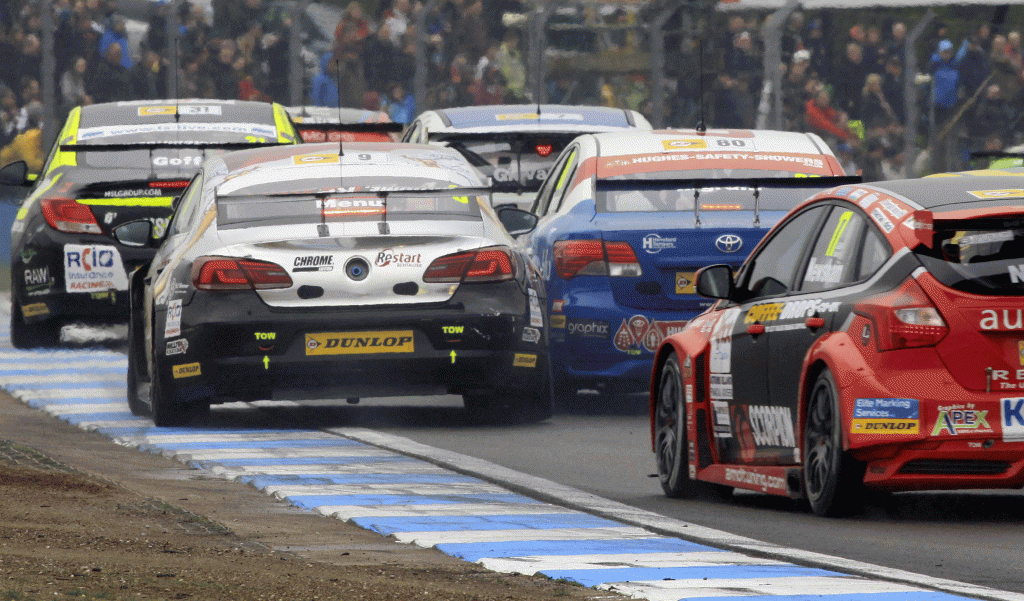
[41,197,101,234]
[855,277,948,350]
[191,257,293,291]
[554,239,641,279]
[423,246,515,283]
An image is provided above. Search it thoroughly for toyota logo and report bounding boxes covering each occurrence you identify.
[715,234,743,253]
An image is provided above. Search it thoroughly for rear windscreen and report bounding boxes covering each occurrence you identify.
[598,185,825,213]
[916,223,1024,296]
[218,192,484,229]
[443,135,577,192]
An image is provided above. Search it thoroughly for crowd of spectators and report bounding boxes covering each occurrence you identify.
[1,1,1023,181]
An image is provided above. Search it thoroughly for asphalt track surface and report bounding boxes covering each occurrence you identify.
[3,317,1023,601]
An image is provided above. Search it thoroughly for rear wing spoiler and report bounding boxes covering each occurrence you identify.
[967,151,1024,168]
[596,175,862,227]
[60,142,290,152]
[293,122,404,134]
[903,207,1024,249]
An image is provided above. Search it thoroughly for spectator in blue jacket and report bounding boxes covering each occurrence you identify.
[311,52,339,107]
[930,39,961,126]
[98,15,132,69]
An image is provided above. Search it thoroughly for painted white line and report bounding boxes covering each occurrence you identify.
[394,526,655,547]
[602,576,926,601]
[319,503,576,520]
[15,388,124,400]
[168,447,395,462]
[265,482,512,496]
[0,373,124,386]
[480,552,788,574]
[124,431,341,444]
[77,419,152,429]
[334,427,1024,601]
[204,463,450,477]
[41,402,129,414]
[0,360,126,370]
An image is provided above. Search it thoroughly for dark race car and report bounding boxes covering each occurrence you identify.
[117,142,552,427]
[5,99,298,348]
[650,173,1024,516]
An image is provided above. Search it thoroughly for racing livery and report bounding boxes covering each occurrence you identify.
[401,104,651,210]
[122,142,551,426]
[651,171,1024,516]
[515,129,853,407]
[6,99,297,347]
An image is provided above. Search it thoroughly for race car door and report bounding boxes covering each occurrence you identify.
[717,205,830,464]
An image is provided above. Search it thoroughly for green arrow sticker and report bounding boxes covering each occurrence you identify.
[450,350,456,364]
[263,356,270,370]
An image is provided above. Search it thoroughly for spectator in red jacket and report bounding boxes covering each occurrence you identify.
[805,87,856,144]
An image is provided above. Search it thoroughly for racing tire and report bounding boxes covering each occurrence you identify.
[552,376,582,412]
[463,388,552,424]
[150,369,210,427]
[10,306,61,349]
[655,352,706,498]
[125,308,150,418]
[804,369,866,517]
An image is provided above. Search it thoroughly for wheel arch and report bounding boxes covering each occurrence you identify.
[649,332,710,451]
[801,330,869,452]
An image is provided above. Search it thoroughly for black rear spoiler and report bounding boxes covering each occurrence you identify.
[294,122,404,133]
[596,175,862,227]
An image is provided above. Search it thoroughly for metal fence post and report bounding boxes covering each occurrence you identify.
[289,0,308,106]
[166,0,182,99]
[650,1,681,129]
[528,3,552,104]
[41,0,55,150]
[758,0,798,131]
[414,0,439,115]
[905,8,935,176]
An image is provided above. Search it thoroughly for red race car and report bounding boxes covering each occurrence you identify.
[649,172,1024,516]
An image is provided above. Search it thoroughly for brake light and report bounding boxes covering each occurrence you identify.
[41,197,101,234]
[423,246,515,283]
[535,144,554,157]
[191,257,292,291]
[855,277,948,350]
[554,239,641,279]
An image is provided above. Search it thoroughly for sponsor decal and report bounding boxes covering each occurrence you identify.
[724,467,786,493]
[374,249,422,268]
[549,314,566,328]
[747,405,796,447]
[63,244,129,292]
[744,298,841,324]
[715,234,743,253]
[566,319,609,338]
[804,257,843,284]
[834,187,853,196]
[980,309,1024,331]
[78,122,277,141]
[152,156,203,167]
[870,208,894,233]
[675,272,696,295]
[857,193,879,210]
[528,289,543,327]
[968,189,1024,200]
[442,325,464,335]
[848,189,867,200]
[642,233,677,254]
[709,308,741,373]
[513,353,538,368]
[932,404,992,436]
[551,299,565,312]
[21,302,49,318]
[685,383,694,405]
[851,398,920,434]
[879,199,908,219]
[305,331,414,355]
[522,327,541,343]
[255,332,276,340]
[24,267,49,286]
[494,112,582,121]
[172,363,201,378]
[712,400,731,437]
[90,291,115,302]
[164,299,182,338]
[102,188,163,198]
[138,105,222,117]
[612,314,688,354]
[662,138,708,151]
[1019,340,1024,366]
[710,373,732,400]
[1003,398,1024,441]
[19,248,36,264]
[166,338,188,356]
[293,255,335,272]
[294,152,341,165]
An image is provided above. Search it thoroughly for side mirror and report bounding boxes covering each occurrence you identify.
[0,161,29,186]
[113,220,156,248]
[696,264,734,299]
[497,206,538,238]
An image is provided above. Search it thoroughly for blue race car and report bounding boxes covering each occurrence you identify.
[511,128,857,407]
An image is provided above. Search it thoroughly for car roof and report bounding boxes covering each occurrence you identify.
[286,106,391,124]
[73,99,291,144]
[423,104,647,133]
[862,172,1024,212]
[214,142,484,195]
[594,129,833,157]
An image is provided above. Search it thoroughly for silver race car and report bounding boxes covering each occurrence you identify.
[118,142,551,426]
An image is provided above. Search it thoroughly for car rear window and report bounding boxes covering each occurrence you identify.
[217,191,484,229]
[444,135,577,192]
[916,223,1024,296]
